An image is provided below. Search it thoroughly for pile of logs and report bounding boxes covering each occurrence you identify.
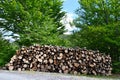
[6,44,112,76]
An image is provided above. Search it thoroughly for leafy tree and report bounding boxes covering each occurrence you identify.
[0,33,18,66]
[74,0,120,28]
[0,0,66,46]
[72,0,120,73]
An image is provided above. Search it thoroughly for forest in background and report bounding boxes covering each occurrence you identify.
[0,0,120,73]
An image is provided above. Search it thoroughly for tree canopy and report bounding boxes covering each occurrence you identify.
[0,0,67,46]
[74,0,120,28]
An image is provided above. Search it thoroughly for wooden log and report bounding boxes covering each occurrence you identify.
[92,70,97,75]
[8,66,14,71]
[18,68,22,71]
[74,63,79,67]
[18,56,23,59]
[38,58,42,63]
[62,66,66,71]
[81,70,87,74]
[49,59,53,64]
[23,64,28,68]
[73,71,78,75]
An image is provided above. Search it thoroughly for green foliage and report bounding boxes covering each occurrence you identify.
[113,61,120,73]
[74,0,120,28]
[0,34,18,66]
[72,0,120,73]
[0,0,66,46]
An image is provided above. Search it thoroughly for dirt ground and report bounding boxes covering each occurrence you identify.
[0,70,119,80]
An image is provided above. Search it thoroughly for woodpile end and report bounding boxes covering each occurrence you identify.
[6,44,112,76]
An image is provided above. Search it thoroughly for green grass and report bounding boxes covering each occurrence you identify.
[81,74,120,80]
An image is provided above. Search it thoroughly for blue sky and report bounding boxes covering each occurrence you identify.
[61,0,79,34]
[62,0,79,18]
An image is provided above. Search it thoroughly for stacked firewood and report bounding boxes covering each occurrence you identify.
[6,44,112,76]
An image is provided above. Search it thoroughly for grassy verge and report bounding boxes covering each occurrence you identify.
[83,74,120,79]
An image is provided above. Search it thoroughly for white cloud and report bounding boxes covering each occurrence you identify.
[0,28,19,42]
[61,13,78,35]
